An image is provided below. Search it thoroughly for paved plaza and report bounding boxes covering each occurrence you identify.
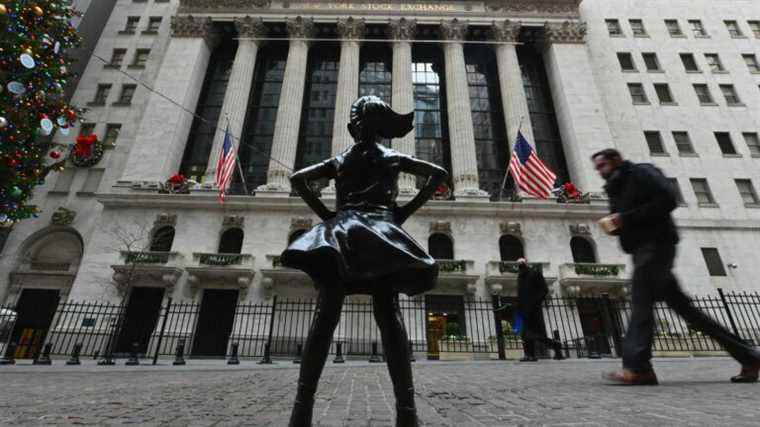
[0,358,758,426]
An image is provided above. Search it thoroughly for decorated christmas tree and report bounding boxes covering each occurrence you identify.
[0,1,82,226]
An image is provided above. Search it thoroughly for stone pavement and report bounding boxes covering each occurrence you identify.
[0,357,758,426]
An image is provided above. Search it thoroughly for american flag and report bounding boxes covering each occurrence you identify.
[509,131,557,199]
[215,126,237,202]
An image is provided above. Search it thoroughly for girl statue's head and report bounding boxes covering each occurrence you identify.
[347,96,414,144]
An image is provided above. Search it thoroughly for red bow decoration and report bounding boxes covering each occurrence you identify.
[74,134,97,158]
[168,173,186,185]
[563,182,581,199]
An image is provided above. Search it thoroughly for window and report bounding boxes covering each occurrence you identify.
[570,237,596,263]
[114,84,136,105]
[628,83,648,104]
[750,21,760,38]
[122,16,139,34]
[499,235,524,262]
[725,20,744,38]
[719,84,741,106]
[606,19,623,36]
[644,131,667,155]
[91,84,111,105]
[629,19,647,37]
[701,248,727,276]
[79,169,104,194]
[680,53,700,72]
[428,233,454,260]
[667,178,686,205]
[51,169,75,193]
[617,52,636,71]
[79,122,95,136]
[642,53,661,71]
[107,49,126,68]
[743,54,760,73]
[104,124,121,145]
[673,132,696,155]
[145,17,162,33]
[359,44,392,147]
[704,54,725,72]
[665,19,683,37]
[715,132,737,155]
[150,226,175,252]
[654,83,675,104]
[743,132,760,156]
[689,19,708,37]
[130,49,150,68]
[218,228,244,254]
[691,178,716,205]
[735,179,759,205]
[693,84,714,104]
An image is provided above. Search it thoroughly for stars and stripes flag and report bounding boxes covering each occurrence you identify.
[215,125,237,202]
[508,131,557,199]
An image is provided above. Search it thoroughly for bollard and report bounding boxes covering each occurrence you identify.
[92,350,99,360]
[33,343,53,365]
[408,342,416,363]
[66,343,82,365]
[294,343,302,364]
[97,342,115,366]
[552,330,565,360]
[258,343,273,365]
[333,342,344,364]
[0,342,17,365]
[228,342,240,365]
[368,341,382,363]
[587,335,602,359]
[125,341,140,366]
[173,339,186,366]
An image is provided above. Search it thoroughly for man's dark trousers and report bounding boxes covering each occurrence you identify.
[624,242,758,372]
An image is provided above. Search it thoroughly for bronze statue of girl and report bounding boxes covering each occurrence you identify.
[281,96,447,426]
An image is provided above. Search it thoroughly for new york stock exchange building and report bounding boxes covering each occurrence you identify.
[2,0,760,362]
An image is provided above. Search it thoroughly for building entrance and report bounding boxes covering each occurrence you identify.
[424,295,465,360]
[192,289,239,357]
[577,297,623,357]
[116,287,165,355]
[10,289,60,359]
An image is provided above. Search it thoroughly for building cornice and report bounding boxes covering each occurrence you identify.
[336,16,366,40]
[491,19,522,42]
[544,20,586,44]
[234,16,268,39]
[171,15,219,46]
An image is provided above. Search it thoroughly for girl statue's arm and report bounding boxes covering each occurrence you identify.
[289,162,336,222]
[396,156,448,225]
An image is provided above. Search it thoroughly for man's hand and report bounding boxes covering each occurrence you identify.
[610,213,622,228]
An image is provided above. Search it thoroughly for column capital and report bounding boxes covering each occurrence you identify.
[440,18,468,41]
[544,20,587,45]
[387,18,417,40]
[171,15,219,46]
[337,17,366,41]
[234,16,268,40]
[491,20,522,43]
[286,16,317,40]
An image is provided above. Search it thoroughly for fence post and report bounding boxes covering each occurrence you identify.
[552,330,564,360]
[34,343,53,365]
[369,341,382,363]
[98,302,124,366]
[152,297,173,366]
[492,295,506,360]
[408,342,416,363]
[333,342,344,363]
[294,343,303,364]
[125,342,140,366]
[173,338,186,366]
[66,343,82,365]
[228,342,240,365]
[717,288,742,337]
[259,296,277,365]
[0,342,17,365]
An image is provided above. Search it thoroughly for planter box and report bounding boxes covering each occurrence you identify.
[437,339,473,361]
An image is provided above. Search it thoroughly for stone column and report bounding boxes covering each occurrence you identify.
[440,19,489,200]
[204,17,268,185]
[492,20,534,152]
[543,21,612,192]
[331,17,365,156]
[121,16,218,182]
[258,17,315,195]
[389,18,418,194]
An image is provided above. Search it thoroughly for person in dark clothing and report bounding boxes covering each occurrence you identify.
[515,258,562,361]
[593,148,760,385]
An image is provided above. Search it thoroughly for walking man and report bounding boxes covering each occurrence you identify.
[514,258,562,361]
[593,148,760,385]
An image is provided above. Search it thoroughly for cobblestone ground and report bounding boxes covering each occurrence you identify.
[0,358,758,426]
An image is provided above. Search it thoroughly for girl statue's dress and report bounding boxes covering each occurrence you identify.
[282,96,447,427]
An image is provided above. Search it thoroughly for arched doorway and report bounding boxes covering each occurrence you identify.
[218,228,244,254]
[570,236,596,263]
[428,233,454,260]
[499,235,524,261]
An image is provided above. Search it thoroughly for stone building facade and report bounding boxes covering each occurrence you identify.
[1,0,759,358]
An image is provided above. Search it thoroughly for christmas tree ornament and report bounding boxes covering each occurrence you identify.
[7,81,26,95]
[40,117,54,134]
[33,5,44,16]
[20,53,36,68]
[0,4,8,14]
[0,117,7,128]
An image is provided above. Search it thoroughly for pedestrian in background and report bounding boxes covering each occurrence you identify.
[593,148,760,385]
[515,258,562,361]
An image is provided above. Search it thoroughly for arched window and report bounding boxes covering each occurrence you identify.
[499,235,524,261]
[218,228,244,254]
[570,236,596,263]
[288,229,307,245]
[150,226,175,252]
[428,233,454,260]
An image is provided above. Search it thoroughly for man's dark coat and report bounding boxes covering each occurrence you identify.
[517,265,549,314]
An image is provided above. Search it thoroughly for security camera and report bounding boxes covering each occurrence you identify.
[727,263,739,269]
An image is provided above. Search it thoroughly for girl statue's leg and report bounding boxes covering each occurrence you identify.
[289,286,344,427]
[372,290,419,427]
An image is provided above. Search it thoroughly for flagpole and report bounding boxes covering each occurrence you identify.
[224,115,250,196]
[499,116,524,202]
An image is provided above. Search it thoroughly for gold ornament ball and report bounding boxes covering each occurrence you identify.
[0,5,8,15]
[33,5,44,16]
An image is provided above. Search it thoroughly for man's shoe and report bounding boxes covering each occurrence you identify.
[603,368,658,385]
[519,356,538,362]
[731,359,760,383]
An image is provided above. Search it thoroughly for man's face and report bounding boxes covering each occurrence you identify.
[594,156,619,180]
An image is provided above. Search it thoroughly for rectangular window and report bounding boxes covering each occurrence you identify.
[704,53,725,72]
[79,169,105,194]
[743,132,760,156]
[689,19,708,37]
[123,16,139,33]
[145,17,162,33]
[606,19,623,36]
[725,20,744,37]
[642,53,661,71]
[719,84,742,105]
[693,84,714,104]
[680,53,700,72]
[115,84,136,105]
[51,168,75,193]
[91,84,111,105]
[701,248,727,276]
[628,83,648,104]
[630,19,647,37]
[644,131,667,154]
[654,83,675,104]
[665,19,683,37]
[617,52,636,71]
[691,178,716,205]
[673,131,696,155]
[735,179,759,205]
[130,49,150,68]
[107,49,126,68]
[715,132,738,155]
[750,21,760,38]
[743,54,760,73]
[667,178,686,205]
[104,124,121,145]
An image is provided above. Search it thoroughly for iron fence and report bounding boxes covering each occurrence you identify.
[2,290,760,363]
